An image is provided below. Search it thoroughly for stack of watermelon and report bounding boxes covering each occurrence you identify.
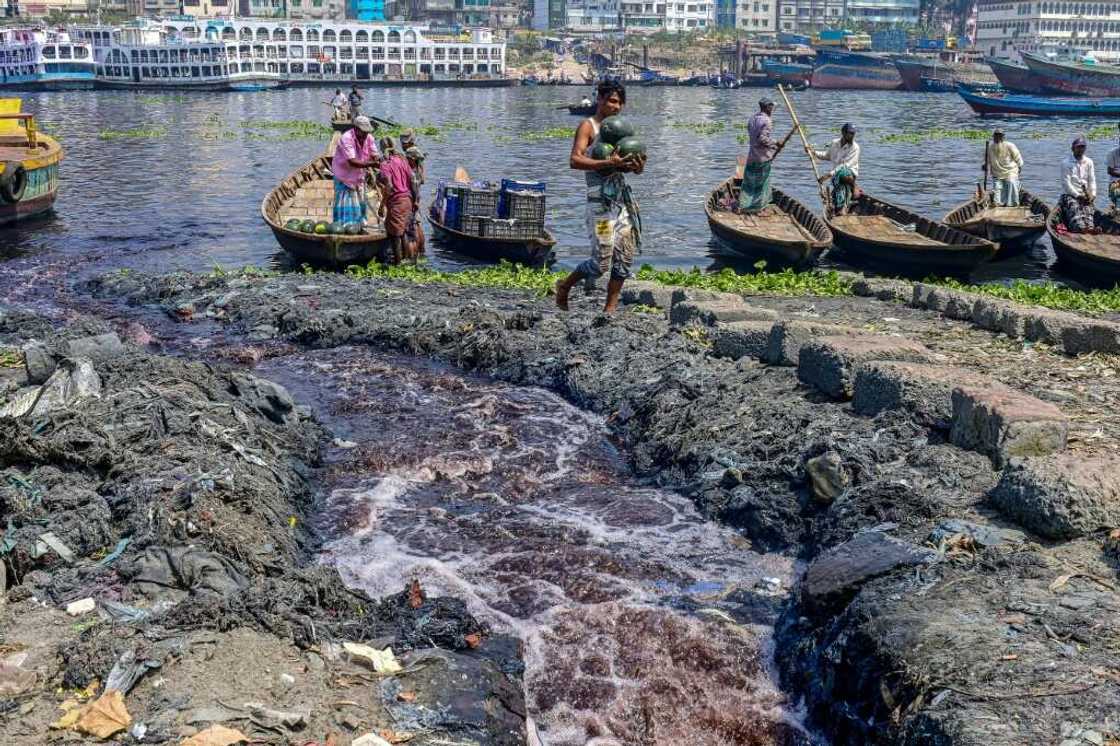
[284,218,363,236]
[589,115,645,163]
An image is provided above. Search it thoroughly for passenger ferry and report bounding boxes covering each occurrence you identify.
[70,17,510,89]
[0,28,96,91]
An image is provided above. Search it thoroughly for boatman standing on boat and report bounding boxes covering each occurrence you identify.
[1059,135,1098,233]
[330,115,379,227]
[554,80,646,314]
[1106,123,1120,212]
[348,85,364,121]
[814,123,861,214]
[740,97,784,213]
[983,128,1023,207]
[329,88,347,119]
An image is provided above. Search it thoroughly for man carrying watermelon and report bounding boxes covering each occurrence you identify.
[555,80,646,314]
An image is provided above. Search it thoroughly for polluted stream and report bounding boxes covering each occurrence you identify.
[252,344,811,746]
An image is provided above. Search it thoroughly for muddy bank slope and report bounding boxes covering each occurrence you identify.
[89,270,1120,745]
[0,307,526,745]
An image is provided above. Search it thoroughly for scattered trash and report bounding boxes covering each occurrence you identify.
[96,537,132,566]
[53,689,132,739]
[119,545,249,600]
[342,642,403,674]
[351,735,392,746]
[245,702,310,730]
[105,649,161,694]
[0,655,37,697]
[805,451,849,504]
[180,723,248,746]
[66,598,97,616]
[130,721,148,740]
[98,599,175,624]
[184,704,245,725]
[332,438,358,449]
[407,579,424,610]
[29,358,102,417]
[37,531,75,563]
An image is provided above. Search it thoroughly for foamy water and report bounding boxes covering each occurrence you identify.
[259,347,808,745]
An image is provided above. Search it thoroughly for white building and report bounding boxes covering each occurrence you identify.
[566,0,620,29]
[735,0,775,31]
[776,0,845,32]
[664,0,713,29]
[975,0,1120,62]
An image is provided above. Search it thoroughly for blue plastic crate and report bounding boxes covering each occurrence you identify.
[499,179,546,217]
[443,193,462,230]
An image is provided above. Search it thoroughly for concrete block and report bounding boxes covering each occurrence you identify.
[764,321,864,367]
[710,320,776,361]
[851,361,995,429]
[990,454,1120,539]
[620,281,673,309]
[1023,308,1083,347]
[1058,317,1120,356]
[670,300,777,328]
[797,336,934,399]
[942,290,980,321]
[851,277,912,302]
[971,298,1027,338]
[669,287,744,307]
[950,385,1069,466]
[911,283,937,308]
[22,342,55,385]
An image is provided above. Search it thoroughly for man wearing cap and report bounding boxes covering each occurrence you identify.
[1060,135,1098,233]
[348,85,363,121]
[814,123,861,214]
[740,97,784,213]
[400,129,425,185]
[376,136,419,264]
[403,146,427,261]
[1106,123,1120,212]
[330,115,380,226]
[984,128,1023,207]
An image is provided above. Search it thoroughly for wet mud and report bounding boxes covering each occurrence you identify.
[76,269,1120,746]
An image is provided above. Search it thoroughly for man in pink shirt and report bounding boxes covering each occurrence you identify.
[331,116,380,225]
[376,136,418,265]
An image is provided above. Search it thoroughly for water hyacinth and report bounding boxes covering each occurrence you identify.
[98,126,168,140]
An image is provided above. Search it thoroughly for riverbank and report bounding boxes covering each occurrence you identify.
[68,268,1119,745]
[0,308,526,745]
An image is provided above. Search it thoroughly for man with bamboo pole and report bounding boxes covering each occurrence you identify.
[814,123,862,214]
[740,97,786,213]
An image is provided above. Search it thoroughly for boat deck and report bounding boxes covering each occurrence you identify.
[831,214,947,247]
[710,205,819,243]
[277,175,385,236]
[971,205,1044,225]
[0,138,44,161]
[1059,231,1120,260]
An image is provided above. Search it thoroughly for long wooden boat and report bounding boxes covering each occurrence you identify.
[0,98,61,226]
[427,207,555,267]
[261,154,391,266]
[958,86,1120,116]
[825,193,997,276]
[567,103,596,116]
[1021,51,1120,97]
[1047,207,1120,285]
[987,58,1046,94]
[943,188,1050,257]
[705,178,832,268]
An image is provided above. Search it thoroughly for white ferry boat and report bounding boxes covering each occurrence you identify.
[0,28,96,90]
[72,17,511,89]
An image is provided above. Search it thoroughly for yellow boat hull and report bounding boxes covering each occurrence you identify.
[0,98,63,226]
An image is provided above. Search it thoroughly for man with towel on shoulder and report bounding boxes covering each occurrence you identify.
[739,97,785,213]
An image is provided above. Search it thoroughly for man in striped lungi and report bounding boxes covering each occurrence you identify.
[330,115,379,226]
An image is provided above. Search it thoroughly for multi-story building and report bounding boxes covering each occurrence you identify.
[348,0,386,19]
[16,0,89,16]
[565,0,618,28]
[975,0,1120,62]
[734,0,775,31]
[620,1,664,29]
[775,0,915,32]
[286,0,345,19]
[664,0,712,29]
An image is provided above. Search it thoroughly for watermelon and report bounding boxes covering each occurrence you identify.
[300,219,316,233]
[344,222,362,235]
[615,136,646,159]
[284,218,301,230]
[313,221,329,235]
[328,222,344,234]
[590,141,615,160]
[599,115,634,145]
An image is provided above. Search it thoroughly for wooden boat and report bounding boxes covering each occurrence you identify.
[1047,207,1120,285]
[705,178,832,268]
[1021,51,1120,97]
[261,154,390,266]
[0,98,62,226]
[567,103,596,116]
[825,193,997,276]
[958,86,1120,116]
[987,57,1046,94]
[427,206,556,267]
[943,188,1050,257]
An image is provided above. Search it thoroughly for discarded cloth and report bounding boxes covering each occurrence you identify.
[118,545,248,600]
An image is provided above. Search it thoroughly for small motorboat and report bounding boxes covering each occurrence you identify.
[1047,207,1120,286]
[943,188,1050,257]
[705,178,832,268]
[825,192,997,276]
[261,154,391,267]
[0,98,62,226]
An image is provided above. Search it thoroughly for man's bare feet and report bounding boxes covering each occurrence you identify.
[555,279,570,311]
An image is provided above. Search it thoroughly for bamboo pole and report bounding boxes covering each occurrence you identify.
[776,84,828,208]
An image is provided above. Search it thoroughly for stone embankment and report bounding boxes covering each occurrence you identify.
[76,268,1119,746]
[0,307,526,745]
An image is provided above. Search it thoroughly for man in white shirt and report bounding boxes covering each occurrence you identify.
[983,128,1023,207]
[1059,135,1098,233]
[329,89,347,119]
[1106,123,1120,212]
[814,123,861,213]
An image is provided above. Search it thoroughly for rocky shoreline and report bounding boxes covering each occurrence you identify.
[2,267,1118,745]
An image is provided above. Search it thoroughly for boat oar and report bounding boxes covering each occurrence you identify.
[776,84,828,208]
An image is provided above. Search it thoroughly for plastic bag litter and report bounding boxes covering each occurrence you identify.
[105,649,161,694]
[352,735,393,746]
[0,654,37,697]
[99,599,175,624]
[244,702,309,730]
[29,359,101,418]
[180,723,248,746]
[342,642,403,674]
[119,545,249,600]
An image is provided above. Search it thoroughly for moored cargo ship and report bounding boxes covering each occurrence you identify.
[987,57,1046,94]
[1021,51,1120,96]
[810,50,901,90]
[894,53,997,91]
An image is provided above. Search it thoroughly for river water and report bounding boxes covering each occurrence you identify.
[4,85,1119,286]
